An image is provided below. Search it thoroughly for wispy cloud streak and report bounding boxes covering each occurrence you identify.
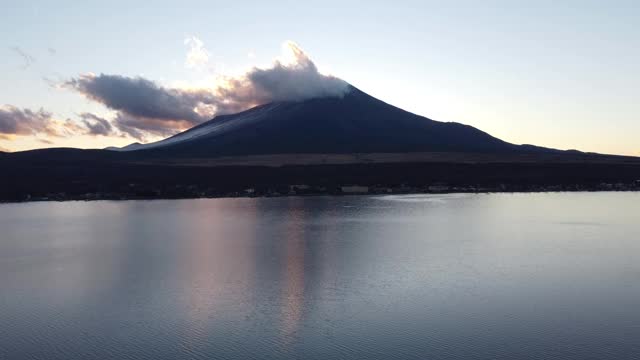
[9,47,35,69]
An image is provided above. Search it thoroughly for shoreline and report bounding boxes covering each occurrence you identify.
[2,184,638,204]
[3,153,640,204]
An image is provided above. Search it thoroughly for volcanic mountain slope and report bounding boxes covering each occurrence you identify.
[119,86,538,157]
[3,85,640,202]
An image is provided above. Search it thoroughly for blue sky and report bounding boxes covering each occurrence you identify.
[1,0,638,155]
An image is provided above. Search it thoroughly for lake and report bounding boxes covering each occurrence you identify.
[1,193,639,359]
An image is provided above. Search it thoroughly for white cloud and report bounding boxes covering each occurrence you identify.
[184,36,210,70]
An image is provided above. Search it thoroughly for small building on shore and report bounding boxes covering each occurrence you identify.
[427,185,449,192]
[341,185,369,194]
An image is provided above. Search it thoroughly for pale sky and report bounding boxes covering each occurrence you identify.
[1,0,638,156]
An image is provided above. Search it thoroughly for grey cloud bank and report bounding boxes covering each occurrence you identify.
[0,106,56,138]
[79,113,116,136]
[65,42,350,141]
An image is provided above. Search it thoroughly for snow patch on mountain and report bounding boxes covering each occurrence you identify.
[110,103,285,151]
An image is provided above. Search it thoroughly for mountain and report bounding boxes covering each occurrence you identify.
[2,84,639,202]
[112,86,546,157]
[105,142,146,152]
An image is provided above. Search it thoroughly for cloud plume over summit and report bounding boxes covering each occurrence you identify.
[65,41,349,141]
[246,41,349,102]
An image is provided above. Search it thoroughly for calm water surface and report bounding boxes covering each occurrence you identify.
[1,193,639,359]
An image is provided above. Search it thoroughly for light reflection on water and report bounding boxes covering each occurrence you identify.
[1,193,639,359]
